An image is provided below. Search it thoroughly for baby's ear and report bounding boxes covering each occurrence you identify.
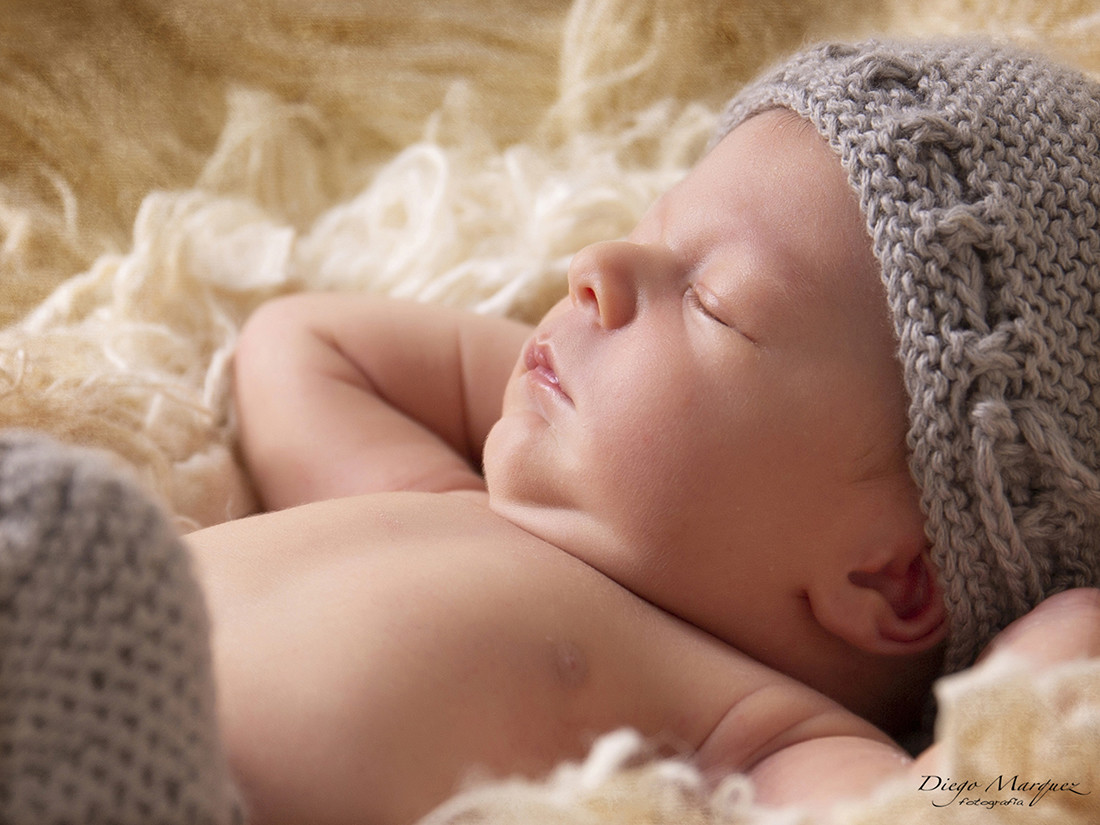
[809,545,948,656]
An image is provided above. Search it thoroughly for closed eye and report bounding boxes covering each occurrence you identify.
[686,286,731,327]
[685,285,759,345]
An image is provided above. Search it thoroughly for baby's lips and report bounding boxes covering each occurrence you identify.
[525,337,573,404]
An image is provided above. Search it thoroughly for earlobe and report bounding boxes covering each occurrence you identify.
[810,550,948,656]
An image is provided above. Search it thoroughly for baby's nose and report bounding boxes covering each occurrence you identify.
[567,240,664,330]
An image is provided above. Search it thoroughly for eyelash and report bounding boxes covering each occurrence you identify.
[686,286,730,328]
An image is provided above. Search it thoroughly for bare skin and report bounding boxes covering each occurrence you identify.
[187,110,1100,825]
[191,490,896,825]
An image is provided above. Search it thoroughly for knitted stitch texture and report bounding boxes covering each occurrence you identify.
[0,432,242,823]
[716,39,1100,674]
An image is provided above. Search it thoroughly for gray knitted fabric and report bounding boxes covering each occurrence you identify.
[0,432,242,823]
[715,39,1100,674]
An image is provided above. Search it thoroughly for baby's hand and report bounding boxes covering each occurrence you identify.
[909,588,1100,789]
[750,590,1100,810]
[975,587,1100,667]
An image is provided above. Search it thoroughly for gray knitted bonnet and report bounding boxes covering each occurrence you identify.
[715,39,1100,674]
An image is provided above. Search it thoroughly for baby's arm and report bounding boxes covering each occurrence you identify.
[234,294,531,510]
[739,589,1100,809]
[681,589,1100,810]
[696,673,910,807]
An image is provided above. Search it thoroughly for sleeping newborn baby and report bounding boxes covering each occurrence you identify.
[192,38,1100,823]
[2,38,1099,825]
[197,105,941,824]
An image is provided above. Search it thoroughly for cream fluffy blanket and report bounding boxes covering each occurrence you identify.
[3,0,1098,822]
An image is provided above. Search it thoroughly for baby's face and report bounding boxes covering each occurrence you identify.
[485,110,923,662]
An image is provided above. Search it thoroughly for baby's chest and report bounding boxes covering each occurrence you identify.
[198,493,737,822]
[216,550,682,813]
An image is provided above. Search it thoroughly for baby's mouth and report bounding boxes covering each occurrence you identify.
[525,338,573,405]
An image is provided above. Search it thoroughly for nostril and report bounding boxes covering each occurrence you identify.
[572,282,611,327]
[571,282,598,310]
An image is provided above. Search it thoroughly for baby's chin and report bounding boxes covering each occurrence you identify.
[480,390,565,509]
[480,417,550,526]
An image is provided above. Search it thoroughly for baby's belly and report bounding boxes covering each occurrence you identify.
[188,492,713,825]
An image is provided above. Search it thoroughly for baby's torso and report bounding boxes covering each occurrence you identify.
[189,492,799,825]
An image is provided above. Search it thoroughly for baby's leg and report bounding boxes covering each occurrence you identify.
[0,432,241,824]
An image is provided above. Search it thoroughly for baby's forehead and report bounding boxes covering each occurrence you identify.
[688,110,871,268]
